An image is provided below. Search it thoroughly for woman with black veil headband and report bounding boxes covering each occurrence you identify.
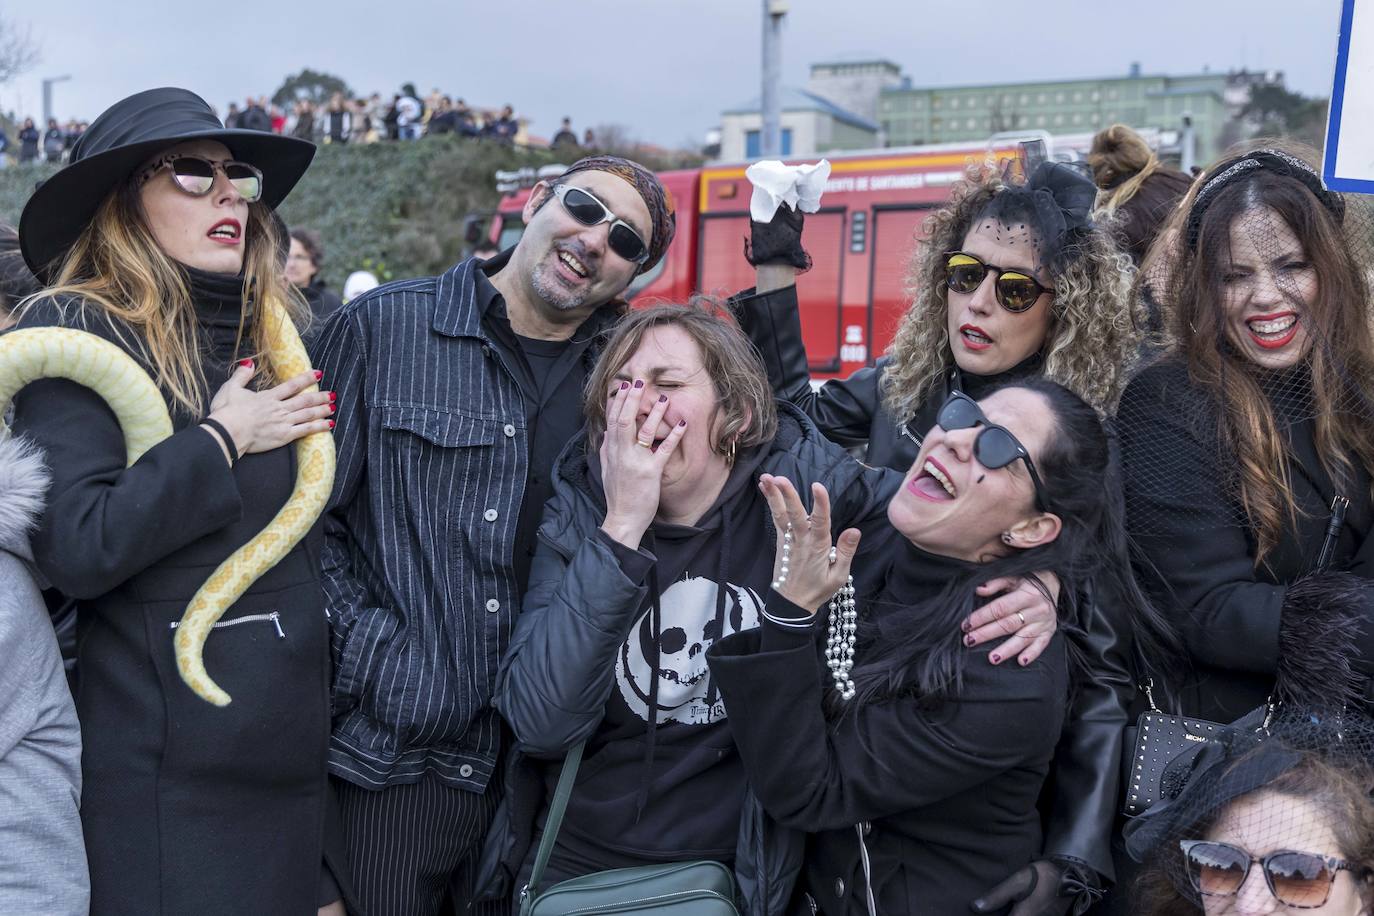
[733,160,1144,911]
[1115,142,1374,899]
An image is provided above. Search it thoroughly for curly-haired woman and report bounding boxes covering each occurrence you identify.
[733,160,1143,912]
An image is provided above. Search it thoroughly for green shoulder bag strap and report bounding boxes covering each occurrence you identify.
[518,739,586,915]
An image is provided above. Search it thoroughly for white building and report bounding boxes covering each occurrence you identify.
[718,87,879,161]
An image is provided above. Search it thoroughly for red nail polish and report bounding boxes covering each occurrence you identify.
[328,420,335,429]
[329,404,336,413]
[238,359,253,367]
[990,653,1001,664]
[314,370,323,380]
[329,391,337,401]
[620,381,629,390]
[633,380,644,389]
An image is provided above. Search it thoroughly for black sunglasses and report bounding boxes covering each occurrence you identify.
[944,250,1054,313]
[552,184,649,264]
[1181,839,1362,908]
[137,154,263,202]
[930,390,1051,513]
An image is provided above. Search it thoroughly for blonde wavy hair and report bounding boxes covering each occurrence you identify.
[29,179,306,416]
[881,162,1140,424]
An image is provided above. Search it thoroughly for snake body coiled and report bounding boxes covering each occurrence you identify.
[0,300,335,706]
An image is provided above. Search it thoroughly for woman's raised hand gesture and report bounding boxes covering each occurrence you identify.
[204,360,334,463]
[599,380,688,548]
[759,473,860,614]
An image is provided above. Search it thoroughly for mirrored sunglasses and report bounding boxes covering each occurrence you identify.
[553,184,649,264]
[944,250,1053,313]
[1181,839,1359,908]
[138,155,263,203]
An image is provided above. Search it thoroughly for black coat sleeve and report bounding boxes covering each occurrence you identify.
[733,285,884,448]
[7,311,242,599]
[1117,368,1284,675]
[707,623,1064,831]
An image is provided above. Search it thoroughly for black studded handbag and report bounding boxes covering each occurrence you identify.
[1120,678,1274,817]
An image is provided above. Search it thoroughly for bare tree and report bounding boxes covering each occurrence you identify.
[0,12,40,85]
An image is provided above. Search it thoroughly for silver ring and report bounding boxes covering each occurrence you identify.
[828,546,838,565]
[1015,611,1027,627]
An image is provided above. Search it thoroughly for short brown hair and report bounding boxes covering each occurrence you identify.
[584,298,778,457]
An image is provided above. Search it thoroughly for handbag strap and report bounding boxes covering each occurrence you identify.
[522,739,586,908]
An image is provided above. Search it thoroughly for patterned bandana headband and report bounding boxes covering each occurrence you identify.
[1185,149,1345,250]
[559,155,677,274]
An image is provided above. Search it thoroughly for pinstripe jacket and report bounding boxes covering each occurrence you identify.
[311,256,621,791]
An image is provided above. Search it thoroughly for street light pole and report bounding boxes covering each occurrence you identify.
[42,75,72,126]
[760,0,786,157]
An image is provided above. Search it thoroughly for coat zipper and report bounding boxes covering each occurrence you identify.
[169,610,285,638]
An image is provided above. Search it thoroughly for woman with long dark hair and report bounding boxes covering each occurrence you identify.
[706,377,1149,914]
[1117,143,1374,727]
[8,88,349,914]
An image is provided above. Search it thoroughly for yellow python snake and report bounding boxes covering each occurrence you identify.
[0,301,335,706]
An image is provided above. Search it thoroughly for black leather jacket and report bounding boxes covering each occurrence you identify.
[732,285,1134,884]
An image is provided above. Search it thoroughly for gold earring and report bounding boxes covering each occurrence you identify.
[726,439,737,466]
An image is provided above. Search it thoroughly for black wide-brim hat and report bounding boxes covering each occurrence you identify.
[20,87,315,282]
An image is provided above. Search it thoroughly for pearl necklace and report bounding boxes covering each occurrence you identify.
[772,522,858,700]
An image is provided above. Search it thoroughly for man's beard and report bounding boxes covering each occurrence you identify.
[529,247,595,312]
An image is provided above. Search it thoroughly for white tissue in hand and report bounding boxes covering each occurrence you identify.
[746,159,832,223]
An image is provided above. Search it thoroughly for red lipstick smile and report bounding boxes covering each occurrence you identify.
[1245,311,1299,350]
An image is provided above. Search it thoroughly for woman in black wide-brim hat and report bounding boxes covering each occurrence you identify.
[8,87,355,915]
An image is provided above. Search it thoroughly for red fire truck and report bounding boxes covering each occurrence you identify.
[487,141,1032,379]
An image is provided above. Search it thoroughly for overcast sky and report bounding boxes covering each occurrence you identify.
[5,0,1348,147]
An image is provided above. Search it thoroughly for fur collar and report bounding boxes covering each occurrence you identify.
[0,435,50,557]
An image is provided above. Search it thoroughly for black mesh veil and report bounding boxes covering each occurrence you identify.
[1117,143,1374,568]
[1123,711,1374,912]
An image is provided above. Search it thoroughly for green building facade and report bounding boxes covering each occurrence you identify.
[879,71,1232,162]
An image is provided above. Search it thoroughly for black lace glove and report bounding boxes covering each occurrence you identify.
[744,202,812,271]
[970,859,1103,916]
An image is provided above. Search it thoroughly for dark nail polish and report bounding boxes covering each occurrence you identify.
[658,395,667,403]
[678,420,686,427]
[633,380,644,389]
[620,381,629,390]
[960,620,971,633]
[964,635,975,646]
[990,653,1001,664]
[1019,657,1030,666]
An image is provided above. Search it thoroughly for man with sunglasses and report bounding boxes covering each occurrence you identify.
[309,155,674,916]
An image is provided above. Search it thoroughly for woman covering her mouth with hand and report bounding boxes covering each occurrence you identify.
[706,377,1152,914]
[735,160,1144,908]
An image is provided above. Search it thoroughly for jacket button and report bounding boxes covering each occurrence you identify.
[834,878,845,898]
[484,508,499,522]
[486,599,500,613]
[459,764,474,778]
[503,424,516,438]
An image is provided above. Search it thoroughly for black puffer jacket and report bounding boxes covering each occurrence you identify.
[733,284,1134,884]
[476,403,898,913]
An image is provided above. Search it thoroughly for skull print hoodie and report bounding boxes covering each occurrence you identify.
[494,403,897,881]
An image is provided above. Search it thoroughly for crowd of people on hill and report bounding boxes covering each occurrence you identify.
[4,86,1374,916]
[2,84,591,167]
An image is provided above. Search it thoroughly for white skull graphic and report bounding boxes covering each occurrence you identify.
[616,575,764,725]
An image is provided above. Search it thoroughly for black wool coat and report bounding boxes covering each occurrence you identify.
[707,529,1068,915]
[9,287,354,915]
[1117,359,1374,723]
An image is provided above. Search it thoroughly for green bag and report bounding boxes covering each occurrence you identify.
[518,741,740,916]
